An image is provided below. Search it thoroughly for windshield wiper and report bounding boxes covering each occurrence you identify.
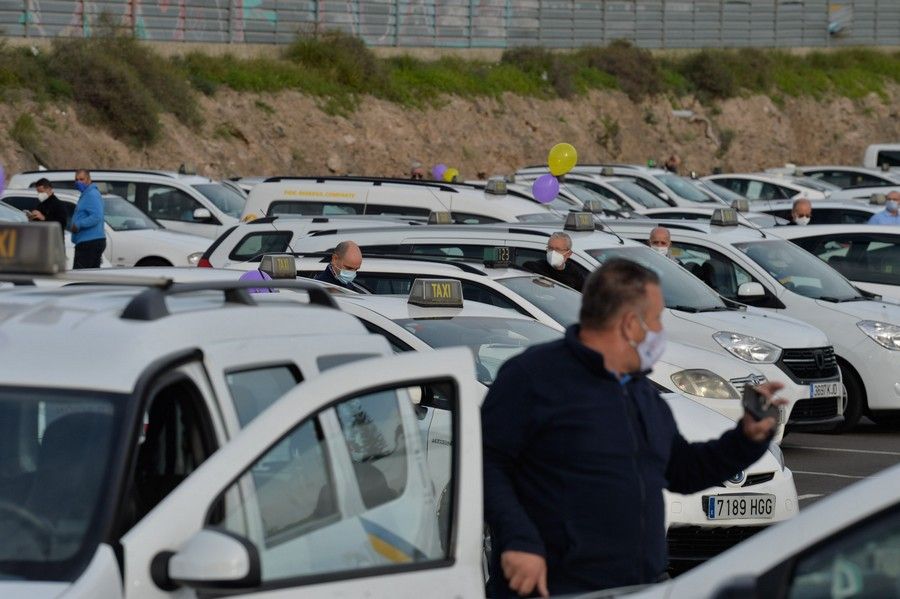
[698,306,731,312]
[817,296,867,303]
[668,305,700,313]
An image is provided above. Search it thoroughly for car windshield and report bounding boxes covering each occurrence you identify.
[497,275,581,326]
[694,180,746,203]
[192,183,246,218]
[586,245,729,312]
[103,196,159,231]
[735,239,864,301]
[0,201,27,222]
[394,317,561,385]
[0,390,125,582]
[787,176,841,192]
[608,180,670,209]
[656,174,721,203]
[562,182,630,212]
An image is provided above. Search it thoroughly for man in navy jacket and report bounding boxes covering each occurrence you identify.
[482,259,784,597]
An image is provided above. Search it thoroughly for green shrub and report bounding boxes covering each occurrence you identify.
[679,50,736,99]
[578,40,662,100]
[11,113,40,154]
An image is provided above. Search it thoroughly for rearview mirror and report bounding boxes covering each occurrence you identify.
[157,528,260,591]
[193,208,213,222]
[737,282,765,298]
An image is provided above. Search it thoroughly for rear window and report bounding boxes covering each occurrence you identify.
[228,231,293,262]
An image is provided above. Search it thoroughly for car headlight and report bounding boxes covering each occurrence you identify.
[713,332,782,363]
[857,320,900,351]
[187,252,203,266]
[671,369,739,400]
[769,442,785,471]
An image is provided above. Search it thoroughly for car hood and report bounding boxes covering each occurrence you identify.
[0,582,68,598]
[814,298,900,325]
[115,228,210,251]
[668,308,828,348]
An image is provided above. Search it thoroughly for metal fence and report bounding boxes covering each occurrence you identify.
[1,1,898,48]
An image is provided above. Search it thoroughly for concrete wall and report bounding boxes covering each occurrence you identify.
[2,1,898,49]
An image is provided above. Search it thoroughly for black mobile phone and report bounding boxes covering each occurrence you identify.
[742,385,780,422]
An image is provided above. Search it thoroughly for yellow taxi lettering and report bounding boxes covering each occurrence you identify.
[0,230,16,258]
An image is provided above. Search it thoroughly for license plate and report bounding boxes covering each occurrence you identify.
[706,494,775,520]
[810,381,841,398]
[778,405,787,425]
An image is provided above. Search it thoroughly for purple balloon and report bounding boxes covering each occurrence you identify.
[239,269,274,294]
[0,165,5,196]
[532,174,559,204]
[432,163,447,180]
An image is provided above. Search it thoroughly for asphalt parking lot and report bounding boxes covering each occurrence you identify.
[784,419,900,506]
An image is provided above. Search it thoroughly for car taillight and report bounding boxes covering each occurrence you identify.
[197,257,213,268]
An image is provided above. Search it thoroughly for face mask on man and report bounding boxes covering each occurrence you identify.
[74,181,88,193]
[628,316,667,372]
[651,245,669,256]
[793,216,811,226]
[546,250,566,269]
[37,192,49,202]
[337,269,357,284]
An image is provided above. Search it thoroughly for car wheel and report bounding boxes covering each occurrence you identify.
[135,257,172,267]
[832,358,864,433]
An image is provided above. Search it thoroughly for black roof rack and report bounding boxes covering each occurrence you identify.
[121,280,337,321]
[261,175,460,193]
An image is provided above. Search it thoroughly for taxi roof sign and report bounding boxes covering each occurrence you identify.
[870,193,887,205]
[581,198,605,214]
[408,278,464,308]
[710,208,739,226]
[259,254,296,279]
[564,212,595,231]
[428,211,453,225]
[0,222,66,275]
[730,198,750,213]
[484,177,508,195]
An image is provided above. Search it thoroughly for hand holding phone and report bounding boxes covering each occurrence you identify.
[742,385,780,422]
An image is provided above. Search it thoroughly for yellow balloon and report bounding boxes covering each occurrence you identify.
[548,143,578,176]
[443,167,460,183]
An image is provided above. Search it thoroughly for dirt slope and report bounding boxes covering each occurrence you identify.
[2,86,898,181]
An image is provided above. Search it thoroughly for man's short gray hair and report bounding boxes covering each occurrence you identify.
[549,232,572,250]
[333,240,358,258]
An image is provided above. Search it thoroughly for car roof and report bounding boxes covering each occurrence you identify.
[336,293,539,321]
[600,219,771,243]
[757,199,880,211]
[768,224,900,238]
[0,284,367,392]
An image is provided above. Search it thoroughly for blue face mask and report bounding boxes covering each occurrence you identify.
[74,181,88,193]
[337,269,356,284]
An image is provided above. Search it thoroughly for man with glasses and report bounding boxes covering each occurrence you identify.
[522,232,585,291]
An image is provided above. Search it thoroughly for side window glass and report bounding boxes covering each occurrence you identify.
[102,181,137,203]
[354,273,416,295]
[758,183,779,200]
[214,382,455,583]
[745,180,763,200]
[146,185,203,222]
[225,365,302,427]
[228,231,293,261]
[774,185,794,200]
[674,243,754,299]
[3,196,39,211]
[787,509,900,598]
[452,212,502,224]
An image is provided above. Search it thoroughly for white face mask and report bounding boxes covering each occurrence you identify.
[651,245,669,255]
[37,192,49,202]
[546,250,566,269]
[793,216,811,226]
[629,317,667,372]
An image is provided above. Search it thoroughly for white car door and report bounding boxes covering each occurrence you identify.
[119,349,484,599]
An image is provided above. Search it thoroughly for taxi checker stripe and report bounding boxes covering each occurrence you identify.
[360,517,428,563]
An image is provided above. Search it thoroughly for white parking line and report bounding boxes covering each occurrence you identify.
[797,494,823,500]
[793,470,865,480]
[785,445,900,457]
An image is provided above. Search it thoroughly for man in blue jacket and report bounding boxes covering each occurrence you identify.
[70,169,106,269]
[482,259,784,597]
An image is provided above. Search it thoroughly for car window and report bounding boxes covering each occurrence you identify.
[497,275,582,326]
[193,184,246,219]
[213,382,453,584]
[451,212,502,224]
[103,181,137,203]
[608,180,670,208]
[745,180,764,200]
[716,178,748,196]
[102,197,159,231]
[787,508,900,598]
[656,174,716,203]
[228,231,294,262]
[792,234,900,286]
[353,272,525,313]
[225,365,303,427]
[2,196,39,211]
[669,242,756,300]
[146,185,205,223]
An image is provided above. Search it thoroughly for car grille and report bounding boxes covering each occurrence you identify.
[778,346,839,382]
[729,374,767,397]
[714,472,775,488]
[667,525,767,562]
[790,396,840,421]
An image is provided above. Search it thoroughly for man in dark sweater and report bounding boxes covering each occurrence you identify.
[482,259,784,597]
[522,231,585,291]
[29,178,69,239]
[314,240,368,292]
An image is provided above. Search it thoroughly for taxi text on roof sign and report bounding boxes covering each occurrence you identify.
[564,212,595,231]
[260,254,296,279]
[408,278,464,308]
[0,222,67,274]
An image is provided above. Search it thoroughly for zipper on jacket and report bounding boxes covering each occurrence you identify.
[621,383,647,583]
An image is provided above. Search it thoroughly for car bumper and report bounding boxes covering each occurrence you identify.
[846,344,900,411]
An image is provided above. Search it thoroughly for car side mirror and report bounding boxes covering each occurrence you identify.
[193,208,213,222]
[737,282,766,298]
[153,528,260,592]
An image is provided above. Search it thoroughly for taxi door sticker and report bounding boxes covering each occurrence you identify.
[360,517,427,564]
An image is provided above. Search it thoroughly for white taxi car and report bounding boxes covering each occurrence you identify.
[704,172,837,202]
[771,224,900,300]
[1,189,210,267]
[609,212,900,430]
[275,216,843,433]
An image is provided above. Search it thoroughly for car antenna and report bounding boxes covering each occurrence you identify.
[558,179,625,244]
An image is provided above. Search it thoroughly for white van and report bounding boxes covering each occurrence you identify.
[863,143,900,171]
[240,176,555,224]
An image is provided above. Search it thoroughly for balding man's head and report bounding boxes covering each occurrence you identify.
[649,226,671,255]
[332,241,362,272]
[792,198,812,225]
